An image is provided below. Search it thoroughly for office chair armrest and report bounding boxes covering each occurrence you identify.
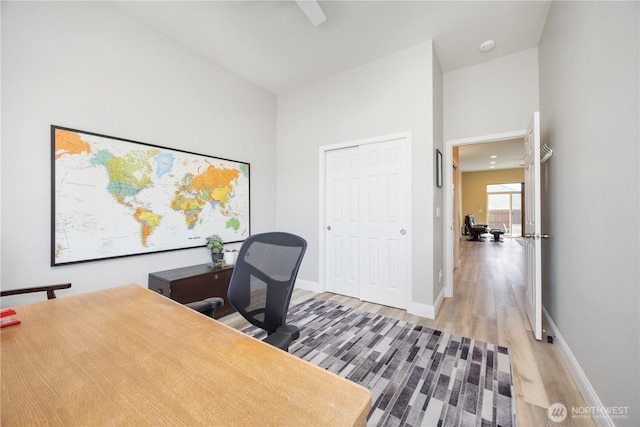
[0,283,72,300]
[185,297,224,318]
[264,324,300,352]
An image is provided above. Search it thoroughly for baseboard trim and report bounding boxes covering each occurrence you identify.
[295,279,323,294]
[542,306,614,427]
[407,288,444,320]
[434,287,445,315]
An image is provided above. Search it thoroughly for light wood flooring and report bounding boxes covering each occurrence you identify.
[220,237,594,427]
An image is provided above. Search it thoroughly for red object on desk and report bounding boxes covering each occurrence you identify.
[1,308,20,327]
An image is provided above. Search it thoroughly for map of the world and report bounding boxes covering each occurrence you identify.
[52,126,250,265]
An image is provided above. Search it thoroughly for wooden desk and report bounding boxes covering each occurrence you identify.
[1,284,371,426]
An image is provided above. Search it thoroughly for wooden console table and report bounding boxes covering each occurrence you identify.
[148,263,235,318]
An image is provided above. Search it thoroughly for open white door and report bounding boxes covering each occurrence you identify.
[524,111,542,340]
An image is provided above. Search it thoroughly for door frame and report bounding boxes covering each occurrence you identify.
[443,130,526,298]
[319,131,412,306]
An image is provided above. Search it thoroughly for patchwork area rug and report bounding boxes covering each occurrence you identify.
[244,298,516,427]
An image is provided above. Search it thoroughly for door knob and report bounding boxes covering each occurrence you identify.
[524,233,550,239]
[326,226,331,231]
[400,229,406,235]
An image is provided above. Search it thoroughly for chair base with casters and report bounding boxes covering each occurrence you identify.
[187,232,307,353]
[262,324,300,350]
[467,233,488,242]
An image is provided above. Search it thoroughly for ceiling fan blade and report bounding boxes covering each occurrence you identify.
[295,0,326,26]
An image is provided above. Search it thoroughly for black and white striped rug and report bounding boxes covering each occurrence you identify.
[244,298,516,427]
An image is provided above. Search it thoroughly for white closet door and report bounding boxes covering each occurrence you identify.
[325,147,361,298]
[359,139,408,309]
[324,135,409,309]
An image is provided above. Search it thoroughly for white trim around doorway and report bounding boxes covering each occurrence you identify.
[443,130,526,298]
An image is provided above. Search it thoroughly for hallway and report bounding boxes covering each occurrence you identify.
[442,237,594,426]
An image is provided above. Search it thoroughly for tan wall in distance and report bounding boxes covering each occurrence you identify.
[461,168,525,225]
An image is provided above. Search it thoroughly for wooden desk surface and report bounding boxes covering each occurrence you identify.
[1,284,371,426]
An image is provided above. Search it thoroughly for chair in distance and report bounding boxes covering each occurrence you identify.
[187,232,307,352]
[465,214,490,242]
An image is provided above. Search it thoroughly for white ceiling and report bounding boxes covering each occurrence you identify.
[114,0,551,95]
[458,138,524,172]
[113,1,548,171]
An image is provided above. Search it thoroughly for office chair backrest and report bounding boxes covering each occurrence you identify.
[228,232,307,334]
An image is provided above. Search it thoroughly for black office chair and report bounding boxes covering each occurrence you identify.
[465,214,489,241]
[187,232,307,352]
[1,283,72,300]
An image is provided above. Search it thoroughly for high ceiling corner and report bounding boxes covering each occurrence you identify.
[113,0,551,94]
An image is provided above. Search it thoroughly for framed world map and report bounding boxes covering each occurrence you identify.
[51,125,250,266]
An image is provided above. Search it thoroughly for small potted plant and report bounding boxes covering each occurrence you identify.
[206,234,224,265]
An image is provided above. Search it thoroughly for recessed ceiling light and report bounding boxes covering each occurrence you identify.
[480,40,496,52]
[490,161,496,164]
[489,166,496,169]
[490,155,498,159]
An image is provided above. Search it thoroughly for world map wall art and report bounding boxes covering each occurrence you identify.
[51,125,250,266]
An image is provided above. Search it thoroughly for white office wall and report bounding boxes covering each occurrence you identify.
[1,2,276,305]
[538,2,639,425]
[444,48,539,140]
[277,41,436,307]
